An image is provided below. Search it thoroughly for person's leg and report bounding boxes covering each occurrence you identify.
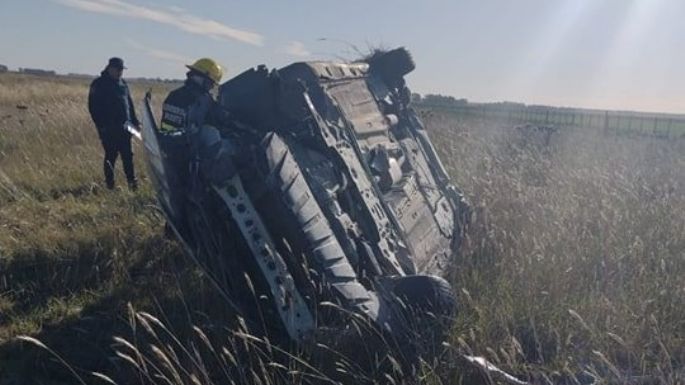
[102,135,118,189]
[119,133,137,190]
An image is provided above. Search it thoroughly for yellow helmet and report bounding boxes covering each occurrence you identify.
[186,58,223,84]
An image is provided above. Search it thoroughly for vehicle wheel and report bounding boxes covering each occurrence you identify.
[368,47,416,85]
[389,275,457,363]
[393,275,456,312]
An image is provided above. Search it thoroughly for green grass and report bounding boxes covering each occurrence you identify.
[0,73,215,384]
[1,73,684,384]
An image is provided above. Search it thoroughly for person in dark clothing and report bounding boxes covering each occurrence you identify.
[159,58,226,185]
[158,58,225,239]
[160,58,224,135]
[88,57,140,190]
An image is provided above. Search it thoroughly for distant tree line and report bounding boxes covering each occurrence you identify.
[19,68,56,76]
[411,93,468,107]
[0,66,180,83]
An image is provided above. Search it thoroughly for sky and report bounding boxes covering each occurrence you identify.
[1,0,684,113]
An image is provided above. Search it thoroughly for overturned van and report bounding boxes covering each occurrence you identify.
[141,47,470,374]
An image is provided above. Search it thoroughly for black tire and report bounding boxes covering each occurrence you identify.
[389,275,458,367]
[392,275,457,320]
[369,47,416,85]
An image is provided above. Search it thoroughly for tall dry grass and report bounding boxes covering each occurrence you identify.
[424,110,685,383]
[1,73,684,384]
[0,73,198,384]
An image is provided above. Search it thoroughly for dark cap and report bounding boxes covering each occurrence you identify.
[108,57,127,70]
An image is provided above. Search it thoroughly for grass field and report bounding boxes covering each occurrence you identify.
[1,73,684,384]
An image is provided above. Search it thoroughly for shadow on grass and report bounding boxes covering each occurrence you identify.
[0,230,242,385]
[1,226,166,313]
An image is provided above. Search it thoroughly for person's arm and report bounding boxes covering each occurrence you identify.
[207,100,233,128]
[124,82,140,126]
[160,92,188,134]
[87,79,106,133]
[128,93,140,126]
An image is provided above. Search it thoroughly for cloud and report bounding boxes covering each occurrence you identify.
[126,39,191,64]
[281,41,311,58]
[55,0,264,46]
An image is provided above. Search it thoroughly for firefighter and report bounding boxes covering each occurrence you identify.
[88,57,140,190]
[157,58,226,239]
[160,58,224,134]
[158,58,225,183]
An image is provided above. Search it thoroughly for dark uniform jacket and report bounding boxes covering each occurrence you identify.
[157,79,231,236]
[88,72,139,139]
[160,79,220,135]
[159,79,230,196]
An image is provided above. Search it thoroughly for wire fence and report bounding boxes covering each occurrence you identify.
[416,103,685,138]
